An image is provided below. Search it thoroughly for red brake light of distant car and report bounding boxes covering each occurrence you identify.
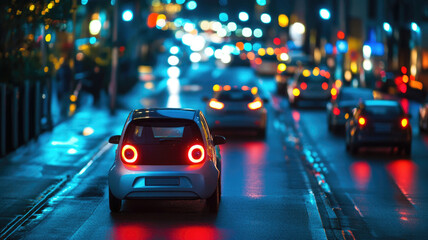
[293,88,300,96]
[322,82,329,90]
[188,144,205,163]
[209,99,224,110]
[248,99,263,110]
[333,107,340,116]
[300,82,307,90]
[121,144,138,163]
[401,118,409,128]
[358,117,366,127]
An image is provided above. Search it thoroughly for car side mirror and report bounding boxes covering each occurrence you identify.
[109,135,121,144]
[213,135,226,145]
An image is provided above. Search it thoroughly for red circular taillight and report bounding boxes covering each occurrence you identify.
[121,144,138,163]
[188,144,205,163]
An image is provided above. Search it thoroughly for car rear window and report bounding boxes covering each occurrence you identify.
[217,90,255,101]
[123,119,203,165]
[298,75,328,82]
[339,90,373,101]
[364,106,403,116]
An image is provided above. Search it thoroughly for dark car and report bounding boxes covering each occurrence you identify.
[345,100,412,155]
[287,67,332,107]
[108,108,226,213]
[326,87,374,132]
[419,96,428,132]
[275,55,312,96]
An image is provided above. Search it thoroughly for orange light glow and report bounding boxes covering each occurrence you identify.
[255,57,262,65]
[402,75,409,83]
[293,88,300,96]
[236,42,244,51]
[223,85,231,91]
[401,118,409,128]
[324,72,331,79]
[322,82,329,90]
[241,85,250,91]
[147,13,159,28]
[247,52,255,60]
[209,99,224,110]
[335,79,342,88]
[188,144,205,163]
[358,117,366,126]
[248,99,263,110]
[121,144,138,163]
[300,82,307,90]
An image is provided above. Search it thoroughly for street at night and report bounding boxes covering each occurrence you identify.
[1,0,428,239]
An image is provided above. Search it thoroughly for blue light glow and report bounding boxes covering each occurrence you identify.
[244,42,252,51]
[253,28,263,38]
[411,22,420,33]
[336,40,348,53]
[256,0,266,6]
[319,8,331,20]
[253,43,262,51]
[122,10,133,22]
[219,12,228,22]
[325,43,333,54]
[383,22,391,33]
[176,0,185,4]
[81,0,88,5]
[186,1,197,10]
[89,37,96,44]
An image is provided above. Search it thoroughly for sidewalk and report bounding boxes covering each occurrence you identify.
[0,85,148,231]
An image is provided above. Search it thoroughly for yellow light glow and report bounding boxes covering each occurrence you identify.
[44,66,49,73]
[402,75,409,83]
[335,80,342,88]
[45,25,49,30]
[350,62,358,74]
[69,104,76,116]
[313,67,320,76]
[345,113,349,119]
[293,88,300,96]
[45,34,51,42]
[278,14,289,27]
[277,63,286,72]
[331,88,337,96]
[258,48,266,56]
[144,82,154,89]
[251,87,258,95]
[69,95,77,102]
[213,84,221,92]
[266,47,274,55]
[29,4,35,11]
[48,2,54,9]
[302,69,311,77]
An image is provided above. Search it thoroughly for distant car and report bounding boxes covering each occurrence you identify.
[108,108,226,212]
[326,87,374,132]
[275,55,312,96]
[419,96,428,132]
[205,86,268,138]
[287,67,332,107]
[254,54,278,76]
[345,100,412,155]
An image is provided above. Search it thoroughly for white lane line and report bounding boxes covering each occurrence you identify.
[345,192,364,218]
[77,143,112,176]
[305,190,328,240]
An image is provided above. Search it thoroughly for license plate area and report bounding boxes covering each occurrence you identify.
[374,123,391,133]
[145,177,180,186]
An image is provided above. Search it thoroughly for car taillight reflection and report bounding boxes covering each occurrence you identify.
[401,118,409,128]
[121,144,138,163]
[333,107,340,116]
[209,99,224,110]
[188,144,205,163]
[248,99,263,110]
[300,82,307,90]
[358,117,366,127]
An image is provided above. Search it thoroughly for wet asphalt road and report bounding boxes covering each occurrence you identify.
[5,62,428,239]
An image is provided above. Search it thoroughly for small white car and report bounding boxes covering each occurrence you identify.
[108,108,226,212]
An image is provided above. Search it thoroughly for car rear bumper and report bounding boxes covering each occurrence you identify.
[354,133,411,146]
[207,110,267,129]
[108,161,219,200]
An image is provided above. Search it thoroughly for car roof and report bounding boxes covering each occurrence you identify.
[362,100,400,107]
[131,108,198,121]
